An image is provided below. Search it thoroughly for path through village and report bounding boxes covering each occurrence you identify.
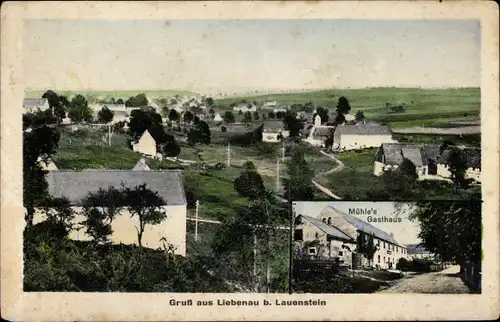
[377,265,471,294]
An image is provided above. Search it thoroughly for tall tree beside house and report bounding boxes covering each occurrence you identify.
[23,109,57,129]
[447,148,469,192]
[127,109,162,138]
[183,110,194,123]
[98,106,115,124]
[355,232,379,267]
[122,184,167,247]
[242,111,253,125]
[282,110,303,139]
[253,111,260,121]
[168,109,180,123]
[398,158,419,182]
[223,111,235,124]
[23,126,61,227]
[333,96,352,126]
[355,110,365,122]
[187,120,211,146]
[116,98,124,105]
[81,187,125,244]
[205,97,214,107]
[68,94,93,123]
[410,200,482,272]
[234,161,267,199]
[159,138,181,158]
[42,90,69,122]
[283,150,315,201]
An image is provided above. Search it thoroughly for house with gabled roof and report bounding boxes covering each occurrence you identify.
[406,243,435,260]
[294,205,408,269]
[332,125,395,151]
[32,169,187,255]
[374,143,481,183]
[130,129,163,158]
[23,98,50,114]
[37,156,59,171]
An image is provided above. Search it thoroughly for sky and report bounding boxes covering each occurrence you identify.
[23,19,480,93]
[293,201,421,245]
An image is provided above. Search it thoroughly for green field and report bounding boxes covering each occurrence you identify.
[25,88,196,101]
[215,87,480,129]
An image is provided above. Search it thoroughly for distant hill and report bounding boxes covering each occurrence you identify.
[24,89,198,100]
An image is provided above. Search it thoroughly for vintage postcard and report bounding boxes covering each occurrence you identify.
[1,1,499,321]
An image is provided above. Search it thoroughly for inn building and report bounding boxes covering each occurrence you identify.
[294,205,408,270]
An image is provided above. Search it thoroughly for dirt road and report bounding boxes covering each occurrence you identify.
[377,265,470,294]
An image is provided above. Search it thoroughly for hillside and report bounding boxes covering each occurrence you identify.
[24,89,197,101]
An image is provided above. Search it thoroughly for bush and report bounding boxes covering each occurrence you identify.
[221,126,227,133]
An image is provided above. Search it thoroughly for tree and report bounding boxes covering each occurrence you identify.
[355,232,378,267]
[123,184,167,247]
[253,111,260,121]
[168,109,180,122]
[355,110,365,122]
[187,120,211,146]
[208,108,215,118]
[68,94,93,123]
[283,150,315,201]
[116,98,124,104]
[183,110,194,123]
[447,148,469,192]
[315,107,329,124]
[159,139,181,158]
[205,97,214,107]
[125,93,148,107]
[23,126,61,227]
[410,201,481,270]
[82,186,125,244]
[243,111,253,125]
[98,106,114,124]
[223,111,235,124]
[234,162,267,199]
[221,126,227,133]
[282,111,303,138]
[268,111,276,119]
[127,109,162,138]
[398,158,418,182]
[38,197,76,233]
[336,96,351,115]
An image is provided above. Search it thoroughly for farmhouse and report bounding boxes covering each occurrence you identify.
[406,244,435,260]
[130,129,164,158]
[213,113,223,122]
[233,103,257,113]
[38,156,59,171]
[33,170,187,255]
[373,143,481,182]
[23,98,50,114]
[294,205,408,270]
[304,126,335,147]
[332,125,395,151]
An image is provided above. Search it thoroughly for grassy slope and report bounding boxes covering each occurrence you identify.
[215,87,480,128]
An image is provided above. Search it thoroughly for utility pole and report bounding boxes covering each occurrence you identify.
[195,200,200,242]
[108,124,111,146]
[276,158,280,193]
[227,140,231,167]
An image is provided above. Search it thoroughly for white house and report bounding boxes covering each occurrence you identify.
[332,125,395,151]
[32,170,187,255]
[38,156,59,171]
[131,129,158,157]
[262,101,278,109]
[213,113,223,122]
[294,205,408,270]
[23,98,50,114]
[132,158,151,171]
[373,143,481,183]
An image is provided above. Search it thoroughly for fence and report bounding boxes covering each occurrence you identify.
[461,261,481,293]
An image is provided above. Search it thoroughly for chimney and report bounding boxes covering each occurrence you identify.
[140,158,146,164]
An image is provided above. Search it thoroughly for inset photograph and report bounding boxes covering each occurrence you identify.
[292,201,481,294]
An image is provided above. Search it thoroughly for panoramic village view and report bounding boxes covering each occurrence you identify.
[23,19,481,293]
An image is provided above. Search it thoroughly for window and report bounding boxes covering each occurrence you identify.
[383,257,385,263]
[339,251,343,256]
[327,217,332,225]
[383,242,386,249]
[322,218,326,223]
[294,229,303,241]
[308,247,317,255]
[378,255,380,263]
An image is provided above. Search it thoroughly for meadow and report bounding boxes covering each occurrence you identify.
[215,87,480,129]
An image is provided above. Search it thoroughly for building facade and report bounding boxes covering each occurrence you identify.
[32,170,187,255]
[131,129,158,157]
[333,125,395,151]
[294,205,408,270]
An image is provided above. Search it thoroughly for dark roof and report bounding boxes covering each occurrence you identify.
[312,126,334,139]
[299,215,354,242]
[378,143,481,169]
[406,244,431,255]
[45,170,186,206]
[23,98,48,108]
[321,205,403,246]
[334,125,392,141]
